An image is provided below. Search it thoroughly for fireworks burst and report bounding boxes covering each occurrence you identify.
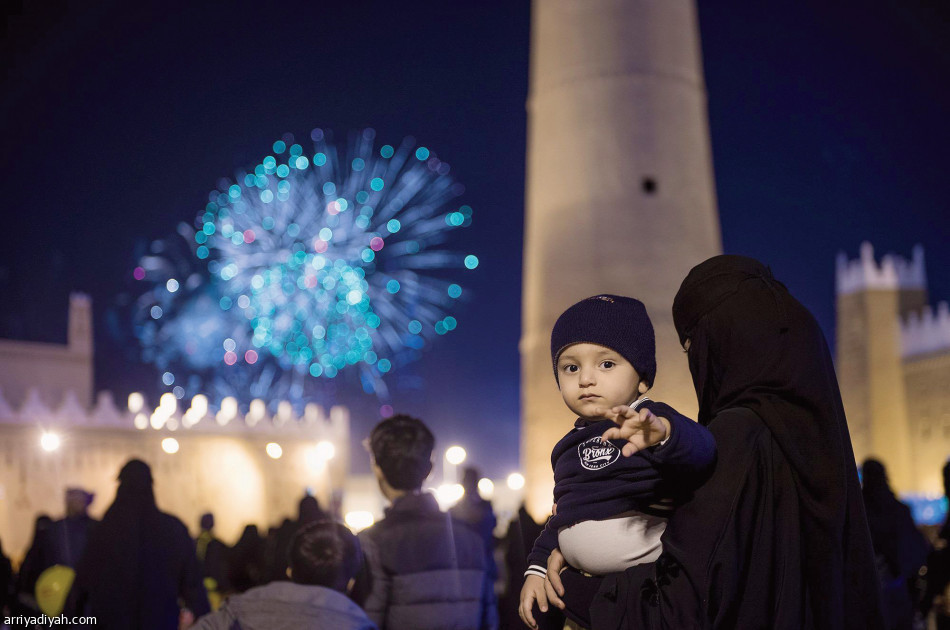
[130,128,477,404]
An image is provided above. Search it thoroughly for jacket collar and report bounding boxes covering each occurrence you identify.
[385,491,441,518]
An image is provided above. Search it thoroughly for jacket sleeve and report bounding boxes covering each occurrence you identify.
[352,531,391,629]
[638,403,717,492]
[524,518,557,579]
[480,568,499,630]
[189,609,233,630]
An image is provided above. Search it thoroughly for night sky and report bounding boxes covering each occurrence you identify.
[2,0,948,478]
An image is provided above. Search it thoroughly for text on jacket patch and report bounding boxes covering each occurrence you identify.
[577,436,621,470]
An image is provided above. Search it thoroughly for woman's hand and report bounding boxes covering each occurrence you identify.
[519,574,549,628]
[599,405,671,456]
[545,548,567,610]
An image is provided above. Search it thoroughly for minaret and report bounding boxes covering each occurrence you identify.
[521,0,722,517]
[835,243,921,492]
[68,292,95,407]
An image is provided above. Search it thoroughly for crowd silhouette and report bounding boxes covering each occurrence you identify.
[2,443,950,629]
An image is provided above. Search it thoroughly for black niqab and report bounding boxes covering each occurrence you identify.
[671,255,881,628]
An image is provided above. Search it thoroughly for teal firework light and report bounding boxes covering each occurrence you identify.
[132,128,476,402]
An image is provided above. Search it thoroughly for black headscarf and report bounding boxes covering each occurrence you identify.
[672,255,879,628]
[72,458,209,628]
[862,458,929,581]
[72,460,161,622]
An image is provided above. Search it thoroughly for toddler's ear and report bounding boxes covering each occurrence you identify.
[638,381,650,394]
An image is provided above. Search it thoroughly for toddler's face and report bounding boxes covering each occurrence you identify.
[556,343,648,419]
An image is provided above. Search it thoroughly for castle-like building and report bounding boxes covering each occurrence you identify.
[837,243,950,495]
[0,295,357,558]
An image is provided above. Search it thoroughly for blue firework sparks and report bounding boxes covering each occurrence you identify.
[131,128,476,403]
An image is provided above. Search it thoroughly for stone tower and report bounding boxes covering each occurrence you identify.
[521,0,722,517]
[835,242,923,492]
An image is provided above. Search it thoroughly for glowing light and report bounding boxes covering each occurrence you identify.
[380,404,393,418]
[150,411,165,430]
[162,437,180,454]
[40,432,61,452]
[464,255,479,269]
[159,392,177,413]
[218,397,238,425]
[134,413,148,430]
[189,394,208,420]
[128,392,145,413]
[344,511,376,532]
[247,399,266,426]
[316,441,336,461]
[507,473,525,490]
[435,483,465,508]
[126,129,475,404]
[266,442,283,459]
[445,445,467,466]
[162,372,175,386]
[478,478,494,500]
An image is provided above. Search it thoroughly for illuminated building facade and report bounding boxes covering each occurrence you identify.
[0,296,352,558]
[837,243,950,495]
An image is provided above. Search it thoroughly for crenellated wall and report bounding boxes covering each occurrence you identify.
[0,386,351,561]
[902,301,950,359]
[836,242,950,495]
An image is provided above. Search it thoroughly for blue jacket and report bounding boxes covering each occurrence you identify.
[192,581,376,630]
[352,492,497,630]
[526,399,716,573]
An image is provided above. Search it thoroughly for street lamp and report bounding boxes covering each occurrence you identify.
[507,473,525,491]
[128,392,144,413]
[40,432,61,452]
[344,511,375,532]
[444,445,467,485]
[445,446,467,466]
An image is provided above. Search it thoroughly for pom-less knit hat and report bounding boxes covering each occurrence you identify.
[551,295,657,386]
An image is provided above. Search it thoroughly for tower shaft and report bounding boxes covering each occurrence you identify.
[521,0,722,518]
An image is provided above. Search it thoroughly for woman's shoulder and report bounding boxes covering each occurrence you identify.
[707,407,772,456]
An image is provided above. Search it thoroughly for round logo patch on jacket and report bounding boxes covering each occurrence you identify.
[577,436,620,470]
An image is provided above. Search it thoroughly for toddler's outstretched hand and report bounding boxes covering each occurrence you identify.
[599,405,671,456]
[519,574,549,629]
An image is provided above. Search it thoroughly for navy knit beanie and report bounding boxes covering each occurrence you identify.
[551,295,657,386]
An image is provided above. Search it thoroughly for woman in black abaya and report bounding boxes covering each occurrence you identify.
[70,459,209,629]
[585,255,884,629]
